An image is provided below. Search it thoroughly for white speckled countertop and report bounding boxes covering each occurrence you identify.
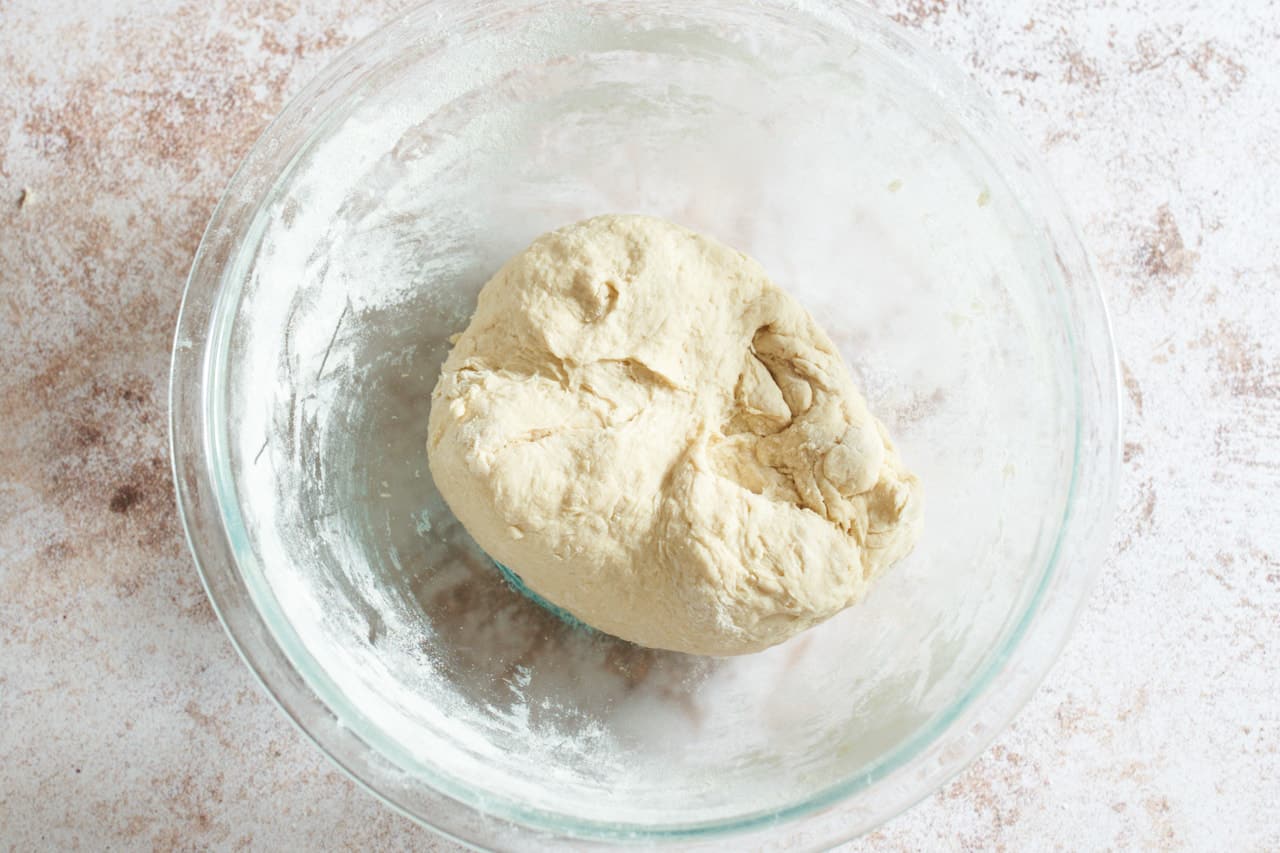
[2,0,1277,849]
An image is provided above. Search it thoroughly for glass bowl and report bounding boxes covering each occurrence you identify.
[170,0,1121,848]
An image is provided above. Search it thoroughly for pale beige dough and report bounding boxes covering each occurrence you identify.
[427,215,921,655]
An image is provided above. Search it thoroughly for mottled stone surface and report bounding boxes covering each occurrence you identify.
[1,0,1276,849]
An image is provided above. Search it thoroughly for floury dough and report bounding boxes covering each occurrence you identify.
[427,215,922,655]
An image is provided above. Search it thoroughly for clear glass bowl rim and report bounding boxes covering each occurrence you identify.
[169,1,1123,848]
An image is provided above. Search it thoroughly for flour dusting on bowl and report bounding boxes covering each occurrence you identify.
[174,0,1119,845]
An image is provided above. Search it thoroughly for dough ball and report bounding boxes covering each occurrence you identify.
[427,215,921,656]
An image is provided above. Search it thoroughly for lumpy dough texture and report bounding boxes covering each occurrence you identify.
[427,215,922,656]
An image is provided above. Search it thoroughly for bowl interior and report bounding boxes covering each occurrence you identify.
[210,0,1082,837]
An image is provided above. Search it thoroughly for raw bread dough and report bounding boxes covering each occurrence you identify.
[427,215,921,655]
